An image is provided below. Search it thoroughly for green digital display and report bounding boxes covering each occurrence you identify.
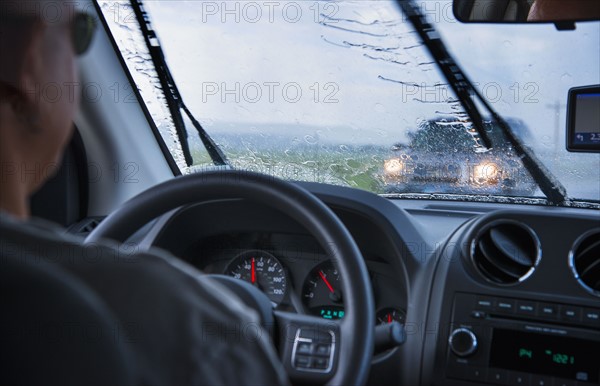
[312,306,345,319]
[518,348,532,359]
[490,329,598,383]
[544,350,575,365]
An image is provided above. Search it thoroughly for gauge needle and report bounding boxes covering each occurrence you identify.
[387,313,392,324]
[318,270,335,293]
[251,257,256,284]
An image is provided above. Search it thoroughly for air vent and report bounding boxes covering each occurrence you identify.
[470,221,540,285]
[569,229,600,297]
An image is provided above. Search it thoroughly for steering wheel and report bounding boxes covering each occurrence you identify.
[86,170,375,385]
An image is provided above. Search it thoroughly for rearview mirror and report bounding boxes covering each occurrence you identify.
[453,0,600,28]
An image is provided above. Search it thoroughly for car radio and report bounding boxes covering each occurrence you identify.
[445,293,600,386]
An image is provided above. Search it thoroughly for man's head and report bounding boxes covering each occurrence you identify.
[528,0,600,21]
[0,0,95,217]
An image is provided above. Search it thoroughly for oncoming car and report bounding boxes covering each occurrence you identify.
[383,119,538,195]
[1,0,599,386]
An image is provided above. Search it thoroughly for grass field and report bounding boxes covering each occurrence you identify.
[187,133,600,201]
[190,141,390,194]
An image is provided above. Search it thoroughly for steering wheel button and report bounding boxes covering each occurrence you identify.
[298,329,316,339]
[298,328,334,343]
[296,342,312,354]
[313,357,329,370]
[294,355,311,369]
[315,344,331,356]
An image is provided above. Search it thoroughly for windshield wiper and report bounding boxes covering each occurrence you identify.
[396,0,567,205]
[130,0,229,167]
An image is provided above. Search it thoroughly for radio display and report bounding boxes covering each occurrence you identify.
[490,329,598,383]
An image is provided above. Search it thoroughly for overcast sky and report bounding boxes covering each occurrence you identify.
[144,0,599,147]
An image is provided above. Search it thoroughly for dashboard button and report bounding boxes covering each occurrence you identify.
[582,308,600,327]
[539,303,558,319]
[476,298,494,310]
[486,368,508,385]
[463,367,486,382]
[531,374,553,386]
[509,371,531,385]
[517,301,537,316]
[470,310,486,319]
[448,328,478,357]
[496,299,515,314]
[560,306,581,322]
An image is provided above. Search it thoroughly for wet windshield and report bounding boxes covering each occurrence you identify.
[99,0,600,203]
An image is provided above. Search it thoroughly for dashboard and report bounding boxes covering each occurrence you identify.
[145,193,409,327]
[183,233,404,325]
[136,181,600,386]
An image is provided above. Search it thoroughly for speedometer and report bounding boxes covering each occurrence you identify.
[225,250,287,305]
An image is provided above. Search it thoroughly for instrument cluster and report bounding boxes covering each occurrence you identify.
[216,247,406,327]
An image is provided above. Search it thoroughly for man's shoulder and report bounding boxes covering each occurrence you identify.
[0,212,261,340]
[0,213,289,385]
[0,212,220,303]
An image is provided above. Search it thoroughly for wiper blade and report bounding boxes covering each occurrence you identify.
[396,0,492,150]
[395,0,567,205]
[130,0,229,167]
[479,100,568,205]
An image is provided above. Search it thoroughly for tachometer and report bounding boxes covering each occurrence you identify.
[226,250,287,305]
[302,261,345,319]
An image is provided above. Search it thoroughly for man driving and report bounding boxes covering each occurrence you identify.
[0,1,288,384]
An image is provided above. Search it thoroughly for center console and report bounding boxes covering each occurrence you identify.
[445,293,600,386]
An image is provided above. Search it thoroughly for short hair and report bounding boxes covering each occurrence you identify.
[0,1,74,96]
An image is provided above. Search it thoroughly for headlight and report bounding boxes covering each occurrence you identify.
[384,158,404,175]
[473,161,500,185]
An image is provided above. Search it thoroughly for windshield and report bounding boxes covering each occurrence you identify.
[99,0,600,204]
